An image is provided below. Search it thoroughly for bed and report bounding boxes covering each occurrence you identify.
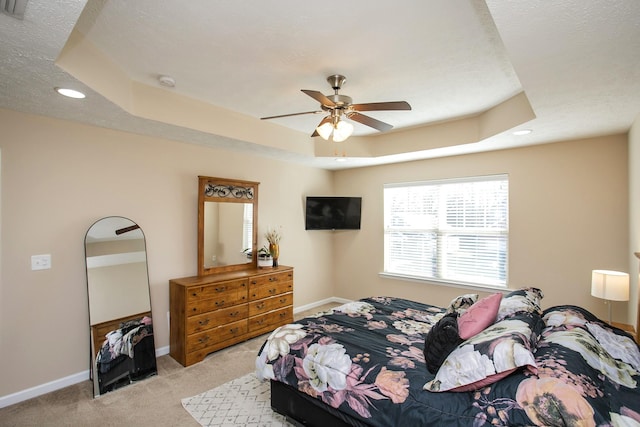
[255,289,640,426]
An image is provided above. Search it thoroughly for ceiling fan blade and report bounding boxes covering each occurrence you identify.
[351,101,411,111]
[311,116,331,137]
[301,89,336,107]
[349,112,393,132]
[261,110,322,120]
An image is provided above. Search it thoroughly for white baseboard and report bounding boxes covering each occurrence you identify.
[0,345,170,409]
[156,345,170,358]
[293,296,350,314]
[0,297,350,409]
[0,370,90,409]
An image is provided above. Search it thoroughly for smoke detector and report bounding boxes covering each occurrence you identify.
[158,75,176,88]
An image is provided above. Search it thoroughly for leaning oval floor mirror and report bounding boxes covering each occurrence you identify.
[85,216,157,397]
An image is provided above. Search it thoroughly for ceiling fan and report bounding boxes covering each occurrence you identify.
[261,75,411,142]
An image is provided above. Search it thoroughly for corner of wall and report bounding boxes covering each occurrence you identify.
[629,114,640,331]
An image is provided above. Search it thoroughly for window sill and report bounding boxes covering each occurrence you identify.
[379,272,511,294]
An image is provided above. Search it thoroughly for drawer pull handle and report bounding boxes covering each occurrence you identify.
[215,286,226,292]
[215,300,225,306]
[191,292,197,297]
[279,312,287,318]
[198,336,209,344]
[269,288,276,294]
[279,298,286,303]
[257,319,264,325]
[230,311,240,317]
[251,280,257,284]
[198,319,210,326]
[269,277,277,282]
[256,303,265,309]
[230,327,238,334]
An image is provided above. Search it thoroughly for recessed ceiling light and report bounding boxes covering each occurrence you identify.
[512,129,532,136]
[55,87,86,99]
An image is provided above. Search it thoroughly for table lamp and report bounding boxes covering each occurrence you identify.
[591,269,629,324]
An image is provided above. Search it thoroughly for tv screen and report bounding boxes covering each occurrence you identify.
[305,196,362,230]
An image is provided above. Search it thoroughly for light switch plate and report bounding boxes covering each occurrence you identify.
[31,254,51,270]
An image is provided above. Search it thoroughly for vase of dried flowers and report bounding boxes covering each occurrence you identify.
[269,244,279,267]
[265,227,282,268]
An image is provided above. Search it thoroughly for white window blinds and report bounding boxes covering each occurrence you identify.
[383,175,508,287]
[243,203,253,251]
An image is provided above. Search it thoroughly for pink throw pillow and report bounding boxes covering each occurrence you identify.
[457,293,502,339]
[449,369,515,392]
[449,364,537,392]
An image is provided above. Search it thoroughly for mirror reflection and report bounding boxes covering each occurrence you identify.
[203,202,253,268]
[85,216,157,397]
[198,176,259,276]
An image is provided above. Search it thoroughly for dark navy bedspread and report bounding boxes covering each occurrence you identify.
[256,296,640,426]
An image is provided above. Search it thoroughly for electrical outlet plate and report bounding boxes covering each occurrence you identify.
[31,254,51,270]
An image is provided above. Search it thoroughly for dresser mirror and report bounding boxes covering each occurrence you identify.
[198,176,259,276]
[85,216,157,398]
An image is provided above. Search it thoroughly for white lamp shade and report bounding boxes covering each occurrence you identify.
[332,120,354,142]
[591,269,629,301]
[316,122,333,140]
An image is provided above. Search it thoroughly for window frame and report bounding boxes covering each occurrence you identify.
[243,203,253,252]
[382,174,509,290]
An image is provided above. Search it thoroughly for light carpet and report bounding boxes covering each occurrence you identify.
[181,373,293,426]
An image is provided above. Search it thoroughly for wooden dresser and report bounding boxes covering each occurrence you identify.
[169,265,293,366]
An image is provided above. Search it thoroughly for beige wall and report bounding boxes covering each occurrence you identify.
[332,135,630,322]
[0,108,334,397]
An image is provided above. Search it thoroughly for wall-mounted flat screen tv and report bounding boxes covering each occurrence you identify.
[305,196,362,230]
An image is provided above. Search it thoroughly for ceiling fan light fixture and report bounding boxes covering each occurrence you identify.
[261,75,410,138]
[317,121,334,140]
[332,120,354,142]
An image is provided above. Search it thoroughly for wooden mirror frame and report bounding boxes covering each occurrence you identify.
[198,176,259,276]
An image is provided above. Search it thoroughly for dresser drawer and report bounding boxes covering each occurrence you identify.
[250,280,293,301]
[187,304,248,334]
[249,306,293,336]
[186,279,248,302]
[187,290,247,316]
[249,293,293,317]
[250,271,293,288]
[186,319,248,353]
[184,333,246,367]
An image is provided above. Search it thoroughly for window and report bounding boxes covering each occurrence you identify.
[243,203,253,251]
[383,175,508,288]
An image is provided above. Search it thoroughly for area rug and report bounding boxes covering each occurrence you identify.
[181,373,292,426]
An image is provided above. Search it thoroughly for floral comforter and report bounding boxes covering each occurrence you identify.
[255,297,640,426]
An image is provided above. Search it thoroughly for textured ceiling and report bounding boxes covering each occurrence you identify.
[1,1,639,169]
